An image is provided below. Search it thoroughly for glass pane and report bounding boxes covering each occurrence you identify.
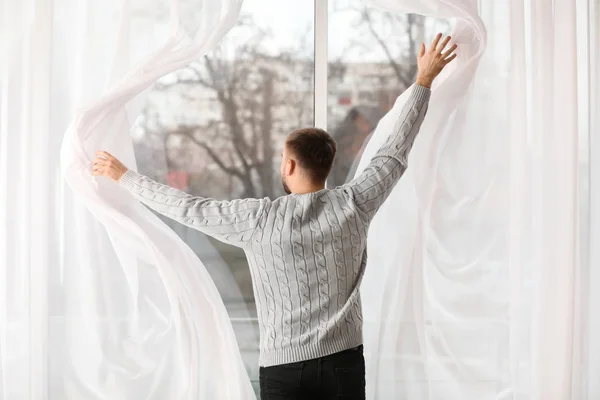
[133,1,314,394]
[327,0,449,187]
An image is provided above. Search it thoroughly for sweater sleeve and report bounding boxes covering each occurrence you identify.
[120,170,268,247]
[343,84,431,220]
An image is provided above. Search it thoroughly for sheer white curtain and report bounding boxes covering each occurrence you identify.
[1,0,597,398]
[1,0,256,399]
[585,1,599,397]
[359,0,595,399]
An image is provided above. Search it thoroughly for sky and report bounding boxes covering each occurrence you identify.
[130,0,453,64]
[227,0,454,62]
[225,0,423,62]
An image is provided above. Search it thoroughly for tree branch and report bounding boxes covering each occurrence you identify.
[360,7,412,88]
[171,129,245,180]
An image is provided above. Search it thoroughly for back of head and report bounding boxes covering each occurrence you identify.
[285,127,337,184]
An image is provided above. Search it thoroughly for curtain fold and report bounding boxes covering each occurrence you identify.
[1,0,596,398]
[587,2,600,396]
[1,0,256,398]
[358,0,591,399]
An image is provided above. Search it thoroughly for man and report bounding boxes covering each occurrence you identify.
[93,34,456,399]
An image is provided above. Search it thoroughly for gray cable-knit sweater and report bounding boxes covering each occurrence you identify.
[120,84,430,367]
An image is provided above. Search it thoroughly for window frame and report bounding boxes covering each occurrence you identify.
[314,0,328,129]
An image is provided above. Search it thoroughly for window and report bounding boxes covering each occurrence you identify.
[327,0,449,186]
[131,1,595,397]
[133,0,314,393]
[133,1,447,396]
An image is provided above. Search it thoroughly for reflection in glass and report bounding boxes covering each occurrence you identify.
[328,0,449,186]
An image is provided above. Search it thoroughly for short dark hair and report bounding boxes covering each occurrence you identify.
[285,127,337,183]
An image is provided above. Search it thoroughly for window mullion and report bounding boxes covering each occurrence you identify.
[314,0,328,129]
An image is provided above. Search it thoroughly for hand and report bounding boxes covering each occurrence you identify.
[92,151,128,182]
[416,33,457,88]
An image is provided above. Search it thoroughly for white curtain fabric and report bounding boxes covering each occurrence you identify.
[1,0,596,399]
[588,2,600,397]
[359,0,593,399]
[1,0,256,399]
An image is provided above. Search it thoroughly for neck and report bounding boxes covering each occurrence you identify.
[292,181,325,194]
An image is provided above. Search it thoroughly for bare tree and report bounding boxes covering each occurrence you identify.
[356,8,425,88]
[134,6,447,194]
[327,5,450,186]
[137,17,313,199]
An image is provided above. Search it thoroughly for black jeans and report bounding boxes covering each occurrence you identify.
[259,345,365,400]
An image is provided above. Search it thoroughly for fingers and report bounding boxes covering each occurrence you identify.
[92,151,112,176]
[92,163,115,179]
[444,53,457,64]
[92,159,107,174]
[418,42,426,58]
[92,162,104,176]
[429,32,442,53]
[428,33,455,58]
[95,150,113,160]
[92,159,110,167]
[92,151,127,181]
[437,35,452,53]
[93,151,115,169]
[441,43,458,59]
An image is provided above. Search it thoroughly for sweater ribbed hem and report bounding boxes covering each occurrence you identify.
[119,169,140,191]
[259,329,363,367]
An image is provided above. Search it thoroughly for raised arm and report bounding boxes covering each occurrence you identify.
[344,33,457,220]
[93,152,268,247]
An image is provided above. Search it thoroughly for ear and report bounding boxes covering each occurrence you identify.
[287,159,296,175]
